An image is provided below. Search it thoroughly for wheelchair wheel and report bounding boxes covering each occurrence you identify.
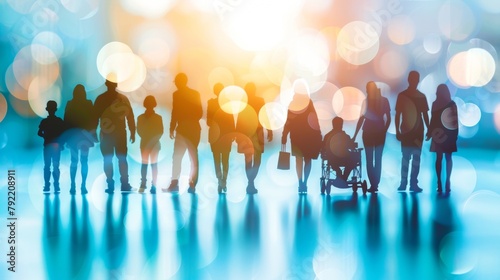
[320,178,326,194]
[352,184,358,193]
[362,180,368,195]
[326,180,332,195]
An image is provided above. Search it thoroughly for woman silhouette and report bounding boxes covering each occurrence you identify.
[426,84,458,194]
[353,81,391,193]
[64,84,96,194]
[282,83,322,194]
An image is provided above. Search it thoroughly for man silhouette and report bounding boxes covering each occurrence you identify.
[395,71,430,192]
[165,73,202,193]
[94,79,136,193]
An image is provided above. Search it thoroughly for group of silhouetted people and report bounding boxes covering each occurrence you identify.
[38,71,458,196]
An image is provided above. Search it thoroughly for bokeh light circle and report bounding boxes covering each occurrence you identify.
[218,86,248,114]
[441,106,459,130]
[439,232,477,275]
[387,15,415,45]
[32,31,64,62]
[376,49,409,80]
[120,0,177,18]
[28,80,62,118]
[61,0,100,19]
[476,0,500,14]
[12,46,60,93]
[450,156,477,200]
[337,21,380,65]
[332,87,366,121]
[286,29,330,79]
[457,101,481,127]
[447,48,496,88]
[132,22,176,69]
[0,93,7,123]
[438,0,476,41]
[259,102,287,130]
[423,33,442,54]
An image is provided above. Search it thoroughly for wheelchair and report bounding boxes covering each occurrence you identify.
[320,142,367,195]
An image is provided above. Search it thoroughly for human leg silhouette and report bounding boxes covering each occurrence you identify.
[100,136,115,193]
[445,153,452,193]
[295,156,304,190]
[435,152,443,193]
[140,149,149,193]
[373,145,383,187]
[409,147,422,192]
[80,146,89,194]
[43,146,51,192]
[303,157,312,192]
[221,151,230,189]
[399,147,411,191]
[365,145,375,189]
[52,145,61,193]
[70,146,78,193]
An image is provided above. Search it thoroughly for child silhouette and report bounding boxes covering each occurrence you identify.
[38,100,65,193]
[137,95,164,194]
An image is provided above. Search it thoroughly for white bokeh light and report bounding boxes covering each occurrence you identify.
[337,21,380,65]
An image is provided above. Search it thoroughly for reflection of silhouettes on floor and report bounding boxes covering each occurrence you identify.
[395,71,429,192]
[236,82,273,194]
[94,79,136,193]
[431,195,455,255]
[69,195,93,279]
[243,196,260,269]
[354,82,391,193]
[207,83,235,194]
[42,195,62,279]
[322,117,356,184]
[142,195,159,260]
[291,195,317,279]
[177,195,201,279]
[401,193,420,249]
[426,84,458,194]
[137,95,163,194]
[39,100,65,193]
[103,195,128,276]
[64,84,96,195]
[166,73,202,193]
[282,87,322,193]
[366,194,381,250]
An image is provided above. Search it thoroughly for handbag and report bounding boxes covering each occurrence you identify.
[277,144,290,170]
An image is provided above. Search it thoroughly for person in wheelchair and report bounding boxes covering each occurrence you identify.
[322,117,357,182]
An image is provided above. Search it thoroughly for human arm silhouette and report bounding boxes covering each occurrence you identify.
[353,116,365,140]
[281,111,291,144]
[395,110,402,141]
[267,129,273,142]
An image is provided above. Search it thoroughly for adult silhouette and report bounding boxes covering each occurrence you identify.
[236,82,273,194]
[38,100,65,193]
[353,81,391,193]
[94,79,136,193]
[137,95,163,194]
[207,83,235,194]
[395,71,429,192]
[64,84,95,195]
[282,91,322,194]
[322,117,356,183]
[165,73,202,193]
[426,84,458,194]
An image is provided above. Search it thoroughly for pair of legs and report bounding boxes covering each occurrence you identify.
[244,152,261,193]
[43,144,61,191]
[171,133,200,190]
[70,145,89,193]
[141,145,160,188]
[100,134,130,191]
[295,156,312,191]
[435,152,452,192]
[364,145,384,190]
[212,150,230,187]
[399,146,422,190]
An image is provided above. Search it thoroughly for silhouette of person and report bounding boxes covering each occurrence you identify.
[353,81,391,193]
[64,84,96,195]
[236,82,273,194]
[395,71,429,192]
[165,73,202,193]
[137,95,163,194]
[282,92,322,194]
[94,79,136,193]
[322,117,356,183]
[207,83,235,194]
[38,100,65,193]
[426,84,458,194]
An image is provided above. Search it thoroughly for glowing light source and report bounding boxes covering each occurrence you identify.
[447,48,496,88]
[218,85,248,114]
[332,87,365,121]
[259,102,287,130]
[208,67,234,90]
[28,80,62,118]
[423,33,442,54]
[455,98,481,127]
[387,15,415,45]
[438,0,476,41]
[119,0,177,18]
[376,49,409,80]
[32,31,64,63]
[61,0,99,19]
[337,21,380,65]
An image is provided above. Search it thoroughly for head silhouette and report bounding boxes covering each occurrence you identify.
[408,71,420,89]
[143,95,157,110]
[175,73,188,89]
[213,83,224,97]
[436,84,451,104]
[366,81,379,98]
[245,82,256,98]
[73,84,86,100]
[46,100,57,115]
[332,116,343,130]
[105,79,118,92]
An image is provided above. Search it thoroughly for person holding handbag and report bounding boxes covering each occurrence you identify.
[281,86,322,194]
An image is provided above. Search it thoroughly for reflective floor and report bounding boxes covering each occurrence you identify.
[2,145,500,279]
